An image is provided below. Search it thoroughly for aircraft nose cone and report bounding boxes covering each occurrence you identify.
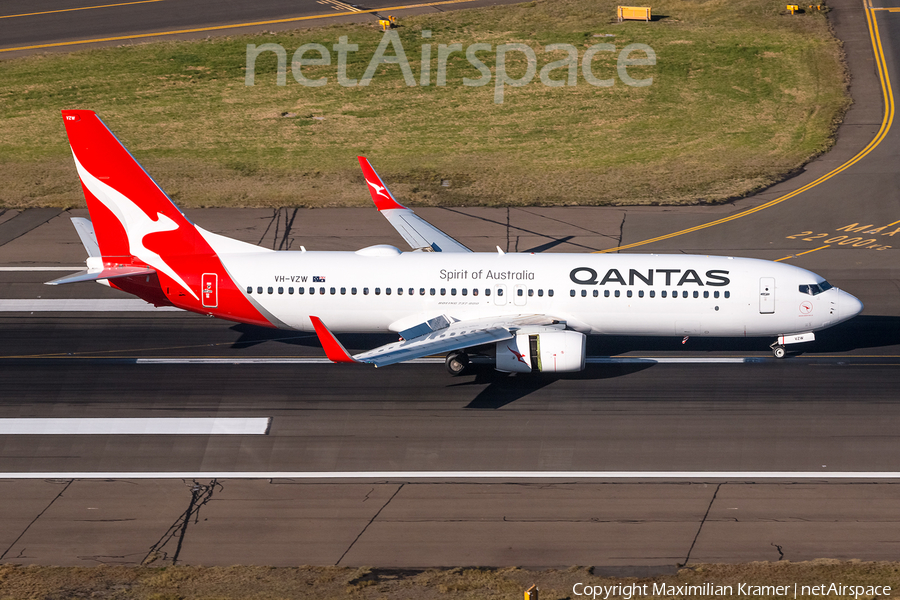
[840,291,863,321]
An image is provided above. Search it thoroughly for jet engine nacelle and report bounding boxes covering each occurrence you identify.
[495,329,586,373]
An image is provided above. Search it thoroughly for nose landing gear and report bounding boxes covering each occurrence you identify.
[770,332,815,358]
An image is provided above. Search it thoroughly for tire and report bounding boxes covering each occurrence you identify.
[773,346,786,359]
[446,351,469,376]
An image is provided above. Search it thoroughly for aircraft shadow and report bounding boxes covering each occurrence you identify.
[589,316,900,355]
[808,315,900,353]
[228,314,900,370]
[454,363,654,409]
[229,325,396,351]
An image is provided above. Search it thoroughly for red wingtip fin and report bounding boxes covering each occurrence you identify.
[310,316,358,363]
[358,157,406,211]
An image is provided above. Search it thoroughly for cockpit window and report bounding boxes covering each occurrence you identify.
[799,281,833,296]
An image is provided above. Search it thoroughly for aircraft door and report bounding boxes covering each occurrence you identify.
[759,277,774,314]
[202,273,218,308]
[513,284,527,306]
[494,284,507,306]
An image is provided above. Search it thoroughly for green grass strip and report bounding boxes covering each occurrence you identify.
[0,0,848,208]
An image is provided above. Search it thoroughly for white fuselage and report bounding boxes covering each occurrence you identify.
[221,246,861,338]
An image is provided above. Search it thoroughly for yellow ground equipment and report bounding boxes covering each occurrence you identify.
[617,6,651,21]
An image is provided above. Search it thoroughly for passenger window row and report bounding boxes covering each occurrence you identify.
[569,289,731,299]
[245,286,557,297]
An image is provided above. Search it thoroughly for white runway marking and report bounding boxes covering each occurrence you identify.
[0,267,83,271]
[137,357,444,364]
[0,299,182,311]
[136,357,755,364]
[586,357,750,364]
[0,471,898,480]
[0,417,271,435]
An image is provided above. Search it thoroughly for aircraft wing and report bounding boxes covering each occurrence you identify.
[311,314,554,367]
[358,157,472,253]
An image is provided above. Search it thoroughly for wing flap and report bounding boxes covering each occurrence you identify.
[356,327,513,368]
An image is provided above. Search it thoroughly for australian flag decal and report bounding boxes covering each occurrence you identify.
[313,276,326,282]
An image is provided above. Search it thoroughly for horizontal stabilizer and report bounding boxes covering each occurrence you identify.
[71,217,101,257]
[45,266,156,286]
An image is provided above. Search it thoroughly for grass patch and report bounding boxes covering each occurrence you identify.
[1,562,899,600]
[0,0,848,209]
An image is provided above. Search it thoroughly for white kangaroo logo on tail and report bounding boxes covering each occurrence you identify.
[366,179,391,200]
[72,153,199,301]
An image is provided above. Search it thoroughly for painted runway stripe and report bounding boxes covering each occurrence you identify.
[135,357,755,364]
[0,267,83,271]
[0,471,898,480]
[0,417,270,435]
[0,299,182,311]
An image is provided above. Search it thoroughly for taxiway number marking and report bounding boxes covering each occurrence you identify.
[785,221,899,250]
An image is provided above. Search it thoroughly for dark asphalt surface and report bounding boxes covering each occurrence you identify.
[0,0,520,56]
[1,0,900,569]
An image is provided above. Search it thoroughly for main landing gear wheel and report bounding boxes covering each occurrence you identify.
[446,351,470,376]
[772,345,787,359]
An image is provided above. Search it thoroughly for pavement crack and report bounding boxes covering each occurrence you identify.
[617,211,626,251]
[1,478,72,560]
[277,207,299,250]
[336,484,404,566]
[257,209,279,248]
[506,207,511,252]
[682,482,722,567]
[514,207,621,241]
[77,552,146,565]
[772,542,785,560]
[438,207,604,252]
[142,479,220,566]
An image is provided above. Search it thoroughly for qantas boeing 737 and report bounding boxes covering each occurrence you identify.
[48,110,863,374]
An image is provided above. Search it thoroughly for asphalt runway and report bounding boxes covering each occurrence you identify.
[1,0,900,570]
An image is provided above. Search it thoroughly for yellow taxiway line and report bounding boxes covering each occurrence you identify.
[0,0,169,20]
[0,0,480,53]
[774,244,831,262]
[597,3,894,254]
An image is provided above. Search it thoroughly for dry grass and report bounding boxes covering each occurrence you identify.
[0,0,848,209]
[1,562,899,600]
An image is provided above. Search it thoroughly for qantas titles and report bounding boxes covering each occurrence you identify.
[570,267,730,287]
